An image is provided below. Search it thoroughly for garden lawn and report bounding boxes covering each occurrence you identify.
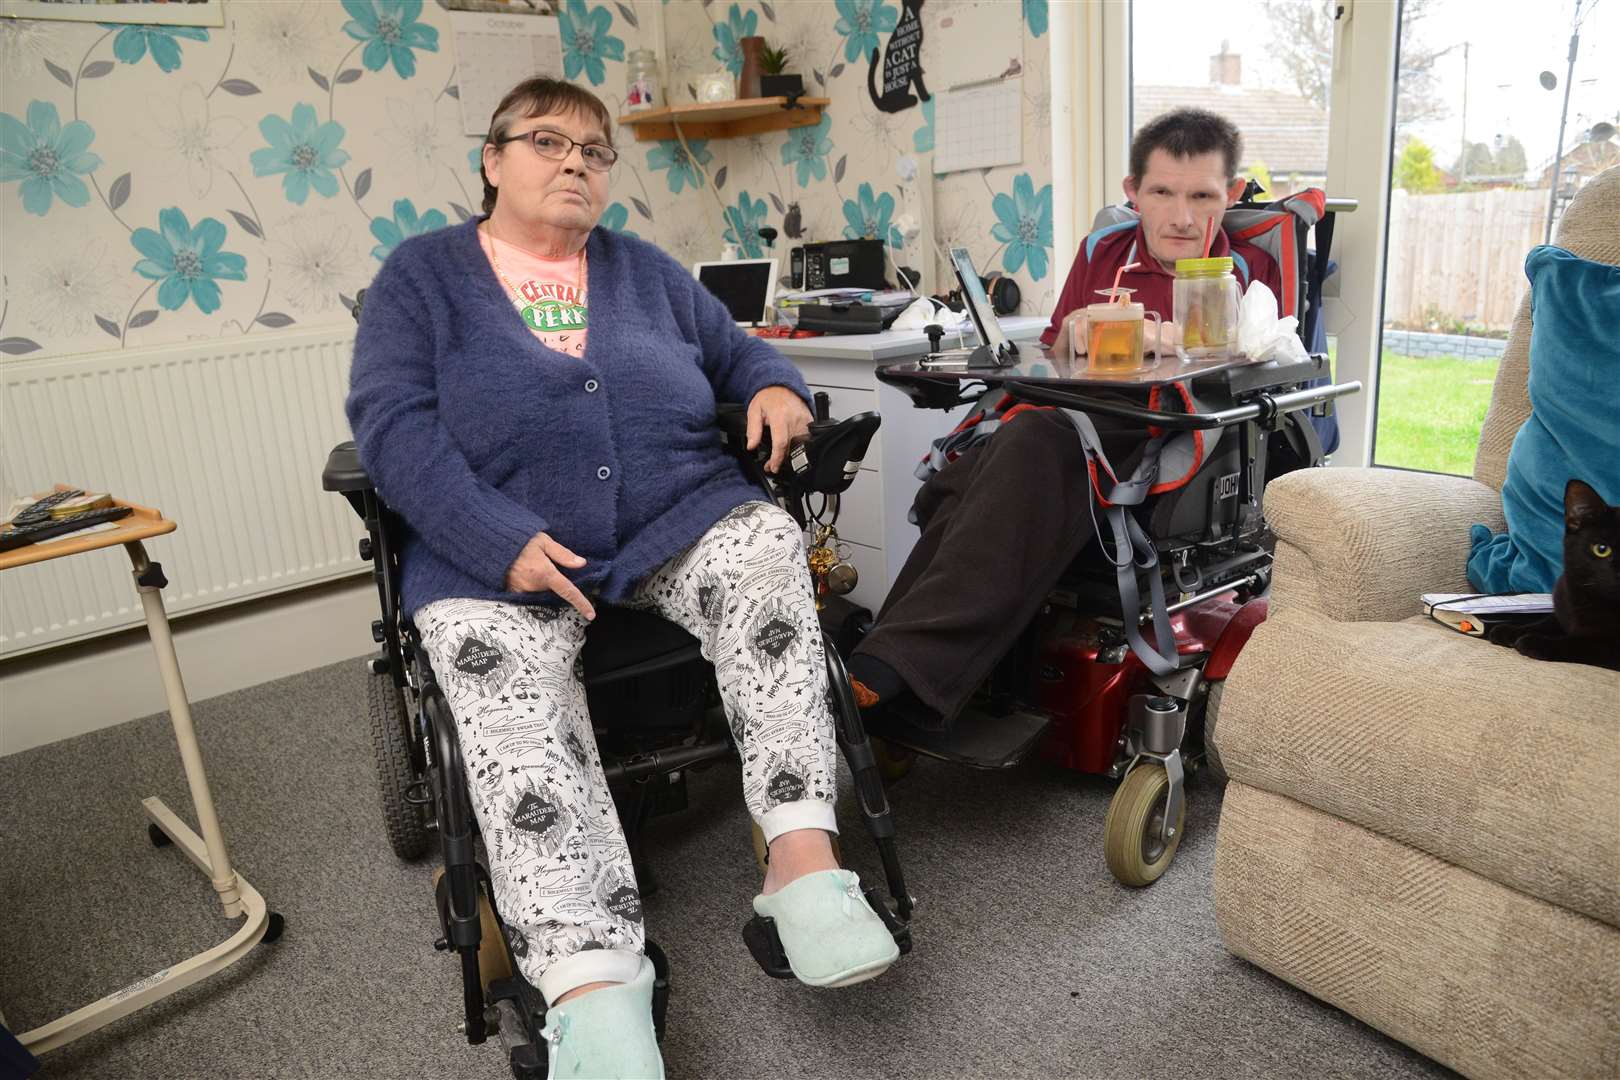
[1372,352,1500,475]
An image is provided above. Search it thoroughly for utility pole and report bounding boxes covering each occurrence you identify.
[1459,42,1469,177]
[1544,2,1584,243]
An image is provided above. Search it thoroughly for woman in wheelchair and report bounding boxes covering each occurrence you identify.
[346,77,897,1078]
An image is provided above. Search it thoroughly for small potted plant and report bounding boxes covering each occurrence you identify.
[759,44,803,98]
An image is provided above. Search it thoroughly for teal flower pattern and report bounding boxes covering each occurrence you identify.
[646,139,711,194]
[0,101,101,217]
[559,0,626,86]
[913,97,934,154]
[342,0,440,79]
[842,182,902,250]
[370,198,448,262]
[834,0,898,65]
[991,172,1054,280]
[600,202,639,240]
[131,207,247,314]
[712,3,759,76]
[468,143,484,175]
[105,24,209,73]
[781,114,833,187]
[1023,0,1049,38]
[722,191,768,258]
[251,104,351,205]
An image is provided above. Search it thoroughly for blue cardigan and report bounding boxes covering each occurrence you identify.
[346,216,810,617]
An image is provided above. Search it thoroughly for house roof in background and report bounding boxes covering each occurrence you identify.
[1135,84,1329,176]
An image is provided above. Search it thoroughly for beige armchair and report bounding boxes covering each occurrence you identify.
[1210,166,1620,1080]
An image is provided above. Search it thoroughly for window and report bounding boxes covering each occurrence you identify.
[1372,0,1619,475]
[1130,0,1332,203]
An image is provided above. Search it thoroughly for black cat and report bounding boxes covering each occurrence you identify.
[1489,479,1620,671]
[868,0,929,113]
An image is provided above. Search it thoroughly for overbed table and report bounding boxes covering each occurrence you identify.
[1,490,280,1054]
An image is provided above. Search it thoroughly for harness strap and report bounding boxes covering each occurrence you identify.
[1059,409,1180,676]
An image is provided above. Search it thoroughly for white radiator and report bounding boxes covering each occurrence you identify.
[1,326,365,658]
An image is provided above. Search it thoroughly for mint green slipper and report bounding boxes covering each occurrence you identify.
[540,956,665,1080]
[752,869,900,988]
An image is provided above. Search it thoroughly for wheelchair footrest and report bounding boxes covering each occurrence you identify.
[741,915,795,980]
[867,700,1054,770]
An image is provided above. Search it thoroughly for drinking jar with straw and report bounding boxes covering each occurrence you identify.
[1173,217,1239,358]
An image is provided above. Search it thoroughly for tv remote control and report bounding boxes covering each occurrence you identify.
[9,488,85,527]
[0,505,132,552]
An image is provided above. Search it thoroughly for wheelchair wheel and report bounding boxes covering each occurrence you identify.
[750,824,842,876]
[1103,762,1185,887]
[367,671,430,860]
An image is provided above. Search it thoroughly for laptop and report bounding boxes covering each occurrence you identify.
[693,258,779,328]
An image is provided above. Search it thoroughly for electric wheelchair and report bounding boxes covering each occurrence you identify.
[862,191,1361,888]
[323,344,910,1080]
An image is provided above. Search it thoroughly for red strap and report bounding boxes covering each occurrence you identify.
[1147,381,1206,495]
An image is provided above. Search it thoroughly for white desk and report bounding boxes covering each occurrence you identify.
[772,316,1050,611]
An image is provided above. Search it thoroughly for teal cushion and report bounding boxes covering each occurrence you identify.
[1468,245,1620,593]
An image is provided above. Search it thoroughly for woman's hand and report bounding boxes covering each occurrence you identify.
[506,531,596,620]
[746,385,813,474]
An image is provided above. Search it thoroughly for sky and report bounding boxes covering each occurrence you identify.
[1130,0,1618,174]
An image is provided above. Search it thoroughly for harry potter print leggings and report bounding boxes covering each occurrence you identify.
[416,501,838,1004]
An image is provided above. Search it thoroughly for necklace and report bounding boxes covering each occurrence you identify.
[485,223,586,312]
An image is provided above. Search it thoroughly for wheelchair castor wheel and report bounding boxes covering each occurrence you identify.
[261,912,285,944]
[870,737,917,784]
[1103,763,1186,887]
[148,823,172,848]
[750,824,842,876]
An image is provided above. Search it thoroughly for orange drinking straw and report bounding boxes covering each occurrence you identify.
[1201,216,1215,258]
[1111,262,1140,303]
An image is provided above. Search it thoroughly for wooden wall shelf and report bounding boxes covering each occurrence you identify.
[617,97,830,142]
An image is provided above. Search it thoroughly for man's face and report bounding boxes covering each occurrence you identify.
[1122,148,1245,268]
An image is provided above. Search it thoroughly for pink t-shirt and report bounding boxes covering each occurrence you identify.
[478,228,589,358]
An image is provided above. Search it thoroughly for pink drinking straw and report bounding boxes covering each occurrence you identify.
[1201,216,1215,258]
[1111,262,1140,304]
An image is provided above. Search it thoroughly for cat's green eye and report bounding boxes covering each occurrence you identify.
[1591,543,1613,559]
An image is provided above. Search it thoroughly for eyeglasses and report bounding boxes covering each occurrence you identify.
[495,128,618,172]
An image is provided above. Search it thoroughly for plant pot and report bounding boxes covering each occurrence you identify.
[760,73,804,98]
[738,36,766,99]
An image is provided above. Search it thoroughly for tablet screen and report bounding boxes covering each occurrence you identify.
[949,247,1013,361]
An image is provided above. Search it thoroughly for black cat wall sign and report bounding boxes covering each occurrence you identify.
[869,0,929,113]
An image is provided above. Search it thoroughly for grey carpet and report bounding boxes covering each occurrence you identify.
[0,660,1454,1080]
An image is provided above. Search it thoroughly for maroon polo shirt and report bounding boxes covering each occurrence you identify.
[1039,221,1281,347]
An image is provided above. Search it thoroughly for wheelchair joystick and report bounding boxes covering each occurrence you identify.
[924,323,944,357]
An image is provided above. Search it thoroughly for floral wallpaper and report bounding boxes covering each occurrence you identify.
[659,0,1053,306]
[0,0,1051,361]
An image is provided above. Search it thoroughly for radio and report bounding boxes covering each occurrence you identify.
[791,239,888,290]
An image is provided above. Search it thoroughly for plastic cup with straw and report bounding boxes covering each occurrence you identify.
[1084,262,1160,372]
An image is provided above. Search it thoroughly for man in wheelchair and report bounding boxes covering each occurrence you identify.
[846,109,1286,723]
[346,76,899,1080]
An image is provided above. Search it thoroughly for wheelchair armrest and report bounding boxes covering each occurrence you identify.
[715,402,882,497]
[322,440,374,494]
